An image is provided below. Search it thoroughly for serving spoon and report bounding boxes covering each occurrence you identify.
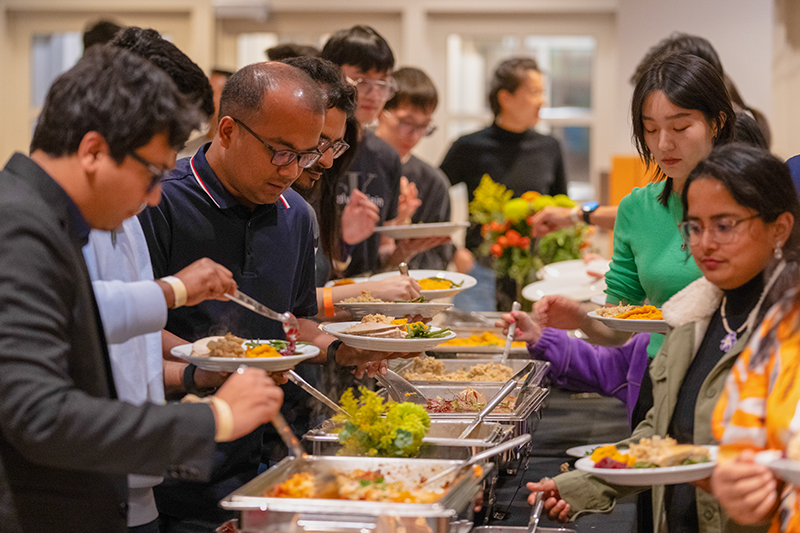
[225,290,300,355]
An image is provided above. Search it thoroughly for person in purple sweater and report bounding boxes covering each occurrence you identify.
[497,314,650,425]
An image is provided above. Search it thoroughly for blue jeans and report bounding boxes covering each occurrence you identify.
[453,263,496,312]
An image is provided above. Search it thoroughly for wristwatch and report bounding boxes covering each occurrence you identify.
[581,201,600,225]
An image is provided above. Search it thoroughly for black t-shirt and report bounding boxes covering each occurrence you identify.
[440,123,567,250]
[664,272,764,533]
[337,130,401,276]
[403,155,455,270]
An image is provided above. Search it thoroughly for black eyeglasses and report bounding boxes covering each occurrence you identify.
[318,137,350,159]
[233,118,322,169]
[129,152,170,191]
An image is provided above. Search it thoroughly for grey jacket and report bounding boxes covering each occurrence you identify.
[554,277,768,533]
[0,154,217,532]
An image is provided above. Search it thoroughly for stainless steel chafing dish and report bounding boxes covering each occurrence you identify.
[393,358,547,387]
[472,526,576,533]
[303,420,515,459]
[220,456,493,533]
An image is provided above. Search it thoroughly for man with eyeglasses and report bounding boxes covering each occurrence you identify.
[321,26,445,276]
[139,61,401,532]
[375,67,455,271]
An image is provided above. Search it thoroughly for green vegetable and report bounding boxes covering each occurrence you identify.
[244,339,311,350]
[426,276,464,288]
[405,322,452,339]
[682,457,710,465]
[394,296,426,303]
[631,462,658,469]
[334,387,430,457]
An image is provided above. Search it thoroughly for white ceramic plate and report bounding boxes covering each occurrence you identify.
[587,310,669,334]
[540,259,610,280]
[522,278,607,302]
[372,221,470,239]
[756,450,800,484]
[171,340,320,372]
[566,443,616,458]
[334,301,453,321]
[575,445,717,485]
[368,269,477,300]
[323,276,369,288]
[321,321,457,352]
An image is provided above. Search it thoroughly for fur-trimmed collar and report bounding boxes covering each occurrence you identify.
[661,277,723,328]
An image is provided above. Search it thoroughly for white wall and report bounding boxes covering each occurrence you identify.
[612,0,773,155]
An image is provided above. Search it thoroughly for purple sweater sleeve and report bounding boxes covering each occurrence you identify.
[528,329,651,421]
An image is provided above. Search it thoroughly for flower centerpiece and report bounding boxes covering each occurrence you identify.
[469,175,592,305]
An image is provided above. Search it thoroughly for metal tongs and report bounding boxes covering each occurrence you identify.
[527,491,544,533]
[224,289,300,355]
[374,369,427,405]
[457,375,519,439]
[287,371,347,416]
[420,433,532,489]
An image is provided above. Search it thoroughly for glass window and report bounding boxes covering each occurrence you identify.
[31,32,82,109]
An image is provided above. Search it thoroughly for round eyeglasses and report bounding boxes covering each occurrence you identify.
[233,118,322,169]
[678,215,759,246]
[347,76,397,100]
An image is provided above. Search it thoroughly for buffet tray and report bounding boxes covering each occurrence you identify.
[221,455,491,518]
[394,358,547,387]
[473,527,576,533]
[304,420,514,459]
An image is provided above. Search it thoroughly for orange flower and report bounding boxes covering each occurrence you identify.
[519,237,530,249]
[497,236,509,247]
[506,230,521,246]
[481,224,489,237]
[490,244,503,257]
[521,191,541,202]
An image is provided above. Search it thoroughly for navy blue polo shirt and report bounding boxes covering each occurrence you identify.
[139,143,317,342]
[138,143,318,524]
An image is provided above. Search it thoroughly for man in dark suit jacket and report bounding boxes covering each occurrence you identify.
[0,45,284,532]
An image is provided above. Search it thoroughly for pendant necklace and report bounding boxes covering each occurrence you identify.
[719,296,748,351]
[718,260,787,352]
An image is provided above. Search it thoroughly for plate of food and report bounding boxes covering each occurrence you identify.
[431,330,528,354]
[323,277,370,288]
[755,450,800,485]
[321,315,456,352]
[368,269,477,299]
[334,291,452,321]
[575,437,716,485]
[566,443,616,458]
[372,221,470,240]
[587,304,669,333]
[171,333,320,372]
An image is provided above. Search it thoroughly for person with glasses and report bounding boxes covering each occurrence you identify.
[522,143,799,532]
[321,26,441,276]
[82,27,250,533]
[440,56,567,312]
[375,67,455,271]
[139,61,411,533]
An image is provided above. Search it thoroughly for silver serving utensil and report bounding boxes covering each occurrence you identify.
[457,377,519,439]
[287,370,347,416]
[399,262,410,276]
[515,361,550,408]
[374,369,428,405]
[527,491,544,533]
[499,301,521,366]
[420,433,531,489]
[224,290,300,355]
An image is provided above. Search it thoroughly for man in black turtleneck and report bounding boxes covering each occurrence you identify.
[440,57,567,311]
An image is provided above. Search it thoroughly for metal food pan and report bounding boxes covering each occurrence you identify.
[395,358,547,387]
[303,420,514,459]
[472,527,576,533]
[398,383,548,421]
[221,455,491,517]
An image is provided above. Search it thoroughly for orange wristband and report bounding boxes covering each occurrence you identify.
[323,286,335,317]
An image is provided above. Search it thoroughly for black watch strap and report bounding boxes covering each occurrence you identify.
[183,363,215,396]
[327,339,343,365]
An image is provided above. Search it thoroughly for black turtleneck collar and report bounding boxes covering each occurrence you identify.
[722,270,765,324]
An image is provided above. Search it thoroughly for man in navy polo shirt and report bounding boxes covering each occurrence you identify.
[140,61,399,532]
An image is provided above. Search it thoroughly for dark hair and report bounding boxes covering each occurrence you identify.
[110,27,215,119]
[266,43,320,61]
[284,56,359,270]
[682,143,800,327]
[631,53,735,206]
[30,46,202,163]
[83,20,123,51]
[725,75,772,148]
[488,57,540,117]
[630,32,723,85]
[320,25,394,74]
[218,62,325,125]
[734,111,768,150]
[383,67,438,113]
[281,56,357,117]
